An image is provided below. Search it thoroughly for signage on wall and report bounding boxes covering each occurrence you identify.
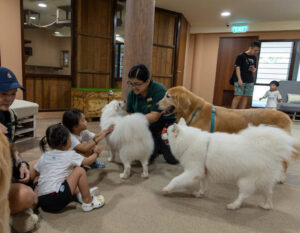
[232,25,248,33]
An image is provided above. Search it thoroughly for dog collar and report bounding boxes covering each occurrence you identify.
[187,108,200,125]
[210,105,216,133]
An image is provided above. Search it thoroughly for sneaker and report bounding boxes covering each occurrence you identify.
[82,195,105,212]
[76,187,99,204]
[90,160,105,168]
[11,208,38,233]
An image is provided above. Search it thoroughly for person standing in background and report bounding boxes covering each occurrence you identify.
[231,41,260,109]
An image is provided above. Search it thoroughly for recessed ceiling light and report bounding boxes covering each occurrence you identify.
[30,16,36,20]
[38,3,47,8]
[54,31,60,34]
[221,11,231,17]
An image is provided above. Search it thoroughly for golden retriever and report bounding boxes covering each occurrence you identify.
[158,86,293,182]
[0,132,12,233]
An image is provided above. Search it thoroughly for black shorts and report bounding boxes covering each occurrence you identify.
[38,180,74,213]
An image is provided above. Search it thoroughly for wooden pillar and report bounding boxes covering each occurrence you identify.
[121,0,155,100]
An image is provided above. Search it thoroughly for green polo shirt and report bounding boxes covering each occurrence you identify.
[126,81,176,130]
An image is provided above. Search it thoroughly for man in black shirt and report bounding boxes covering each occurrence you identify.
[231,41,260,109]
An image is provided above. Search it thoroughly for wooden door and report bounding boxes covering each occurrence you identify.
[174,15,188,86]
[213,36,258,107]
[75,0,114,88]
[152,9,178,88]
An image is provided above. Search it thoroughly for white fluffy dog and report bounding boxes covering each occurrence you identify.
[100,100,154,179]
[162,118,298,210]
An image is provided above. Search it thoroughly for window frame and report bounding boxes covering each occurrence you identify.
[255,39,298,86]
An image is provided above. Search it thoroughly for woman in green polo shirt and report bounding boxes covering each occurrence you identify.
[126,64,178,165]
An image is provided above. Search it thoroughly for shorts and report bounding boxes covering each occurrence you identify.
[234,82,254,97]
[38,180,74,213]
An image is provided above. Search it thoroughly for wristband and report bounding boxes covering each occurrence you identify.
[93,138,97,145]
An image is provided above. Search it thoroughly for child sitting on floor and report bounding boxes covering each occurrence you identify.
[35,123,107,212]
[259,80,283,109]
[62,109,112,168]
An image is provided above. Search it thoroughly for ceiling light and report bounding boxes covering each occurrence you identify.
[30,16,36,20]
[38,3,47,8]
[54,31,60,34]
[116,34,120,37]
[221,11,231,17]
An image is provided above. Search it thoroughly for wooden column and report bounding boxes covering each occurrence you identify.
[121,0,155,100]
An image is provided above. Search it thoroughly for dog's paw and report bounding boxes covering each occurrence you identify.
[161,187,171,195]
[278,173,286,184]
[141,173,149,179]
[120,173,129,179]
[226,202,240,210]
[192,191,205,198]
[259,202,273,210]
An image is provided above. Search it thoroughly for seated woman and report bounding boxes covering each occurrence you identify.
[0,66,38,233]
[126,64,178,164]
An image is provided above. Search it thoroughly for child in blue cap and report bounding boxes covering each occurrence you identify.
[0,66,39,232]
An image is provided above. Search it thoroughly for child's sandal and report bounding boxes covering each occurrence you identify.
[81,195,105,212]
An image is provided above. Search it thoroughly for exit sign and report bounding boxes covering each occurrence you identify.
[232,25,248,33]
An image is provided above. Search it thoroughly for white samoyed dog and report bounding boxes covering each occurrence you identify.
[162,118,298,210]
[100,100,154,179]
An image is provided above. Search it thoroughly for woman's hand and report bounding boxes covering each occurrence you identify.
[0,123,8,134]
[19,163,31,183]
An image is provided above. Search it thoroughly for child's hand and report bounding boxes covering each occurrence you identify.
[19,164,31,183]
[93,145,103,155]
[105,125,114,135]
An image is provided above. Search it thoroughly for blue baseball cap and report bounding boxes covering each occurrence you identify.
[0,66,25,92]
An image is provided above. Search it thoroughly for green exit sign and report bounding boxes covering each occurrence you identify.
[232,25,248,33]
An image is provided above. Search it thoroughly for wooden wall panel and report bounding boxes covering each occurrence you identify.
[152,77,172,88]
[153,11,176,46]
[25,74,71,110]
[76,0,113,89]
[77,35,111,72]
[77,74,110,88]
[78,0,112,36]
[152,46,173,76]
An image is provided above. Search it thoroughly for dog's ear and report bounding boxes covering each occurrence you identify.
[176,92,191,108]
[178,118,187,126]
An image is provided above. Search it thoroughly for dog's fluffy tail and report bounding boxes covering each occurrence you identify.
[239,124,297,163]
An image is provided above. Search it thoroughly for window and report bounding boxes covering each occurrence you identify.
[256,41,294,84]
[114,43,124,78]
[252,41,295,107]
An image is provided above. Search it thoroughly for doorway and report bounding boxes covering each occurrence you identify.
[213,36,259,107]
